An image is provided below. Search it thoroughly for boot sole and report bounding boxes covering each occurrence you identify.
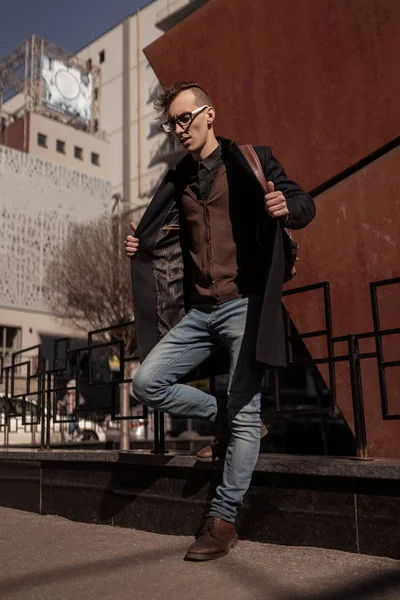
[184,537,238,561]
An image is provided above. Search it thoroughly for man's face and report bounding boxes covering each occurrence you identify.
[167,90,213,155]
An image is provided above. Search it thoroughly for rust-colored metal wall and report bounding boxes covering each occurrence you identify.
[144,0,400,457]
[283,147,400,458]
[145,0,400,192]
[0,114,29,153]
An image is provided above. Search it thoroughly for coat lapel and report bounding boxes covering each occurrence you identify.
[220,138,265,194]
[134,171,176,238]
[135,152,195,237]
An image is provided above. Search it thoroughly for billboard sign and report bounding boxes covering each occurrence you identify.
[41,54,92,123]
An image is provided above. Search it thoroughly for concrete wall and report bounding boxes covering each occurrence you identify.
[0,307,83,359]
[0,307,85,396]
[1,93,25,115]
[29,114,109,180]
[0,145,111,313]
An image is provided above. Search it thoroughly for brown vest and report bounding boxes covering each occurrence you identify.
[180,165,266,305]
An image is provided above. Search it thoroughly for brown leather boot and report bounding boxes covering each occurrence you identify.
[196,419,268,463]
[196,424,231,463]
[185,516,238,561]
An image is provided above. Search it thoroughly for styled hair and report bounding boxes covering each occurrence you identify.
[154,81,212,117]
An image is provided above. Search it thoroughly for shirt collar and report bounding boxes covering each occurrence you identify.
[198,143,222,172]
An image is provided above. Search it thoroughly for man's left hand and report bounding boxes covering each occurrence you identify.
[264,181,289,220]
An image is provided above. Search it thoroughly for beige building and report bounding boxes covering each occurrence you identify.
[0,110,109,180]
[29,113,109,180]
[75,0,210,222]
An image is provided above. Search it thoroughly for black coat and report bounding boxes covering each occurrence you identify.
[131,137,315,374]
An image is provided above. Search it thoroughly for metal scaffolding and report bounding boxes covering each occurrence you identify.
[0,35,101,136]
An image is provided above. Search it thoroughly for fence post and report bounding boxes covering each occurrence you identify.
[45,370,52,449]
[348,335,368,459]
[153,409,160,454]
[39,358,46,450]
[119,388,130,451]
[152,410,166,455]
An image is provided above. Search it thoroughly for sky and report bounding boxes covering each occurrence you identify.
[0,0,151,58]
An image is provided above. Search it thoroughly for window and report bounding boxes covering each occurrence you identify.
[86,58,92,70]
[91,152,100,166]
[74,146,83,160]
[37,133,47,148]
[56,140,65,154]
[94,87,99,101]
[0,326,21,367]
[99,50,105,63]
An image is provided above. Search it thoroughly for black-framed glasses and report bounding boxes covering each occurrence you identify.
[161,105,209,133]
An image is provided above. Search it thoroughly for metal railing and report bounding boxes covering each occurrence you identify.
[277,277,399,458]
[370,277,400,419]
[0,321,144,449]
[0,277,398,457]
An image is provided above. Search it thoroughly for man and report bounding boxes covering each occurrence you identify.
[125,82,315,561]
[108,346,121,382]
[57,379,85,442]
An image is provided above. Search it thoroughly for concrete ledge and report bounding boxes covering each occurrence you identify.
[1,449,400,479]
[1,450,399,560]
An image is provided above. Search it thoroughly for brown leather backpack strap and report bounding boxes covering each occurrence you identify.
[239,144,268,192]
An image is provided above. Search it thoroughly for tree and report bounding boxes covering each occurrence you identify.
[44,213,136,355]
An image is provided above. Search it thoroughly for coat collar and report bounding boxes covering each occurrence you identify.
[219,136,264,182]
[174,136,259,183]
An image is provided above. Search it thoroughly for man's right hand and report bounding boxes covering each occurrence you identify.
[124,222,139,257]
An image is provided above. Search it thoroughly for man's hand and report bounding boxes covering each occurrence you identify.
[264,181,289,220]
[124,222,139,257]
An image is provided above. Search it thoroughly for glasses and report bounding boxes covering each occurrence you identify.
[161,105,209,133]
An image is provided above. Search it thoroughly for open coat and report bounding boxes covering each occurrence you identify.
[131,137,315,376]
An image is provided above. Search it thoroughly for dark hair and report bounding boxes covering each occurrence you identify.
[154,81,212,116]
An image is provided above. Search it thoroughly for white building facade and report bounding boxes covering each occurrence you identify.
[76,0,210,223]
[0,145,111,383]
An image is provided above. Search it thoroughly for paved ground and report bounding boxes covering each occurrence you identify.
[0,508,399,600]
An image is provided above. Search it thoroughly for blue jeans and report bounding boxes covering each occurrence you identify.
[132,295,264,523]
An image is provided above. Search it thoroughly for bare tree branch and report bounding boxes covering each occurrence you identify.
[43,215,136,356]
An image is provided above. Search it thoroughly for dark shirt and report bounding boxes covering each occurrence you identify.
[180,144,267,305]
[188,143,223,201]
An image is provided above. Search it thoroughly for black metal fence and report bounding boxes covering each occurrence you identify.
[1,277,398,457]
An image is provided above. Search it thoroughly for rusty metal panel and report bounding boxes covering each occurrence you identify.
[145,0,400,192]
[283,147,400,458]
